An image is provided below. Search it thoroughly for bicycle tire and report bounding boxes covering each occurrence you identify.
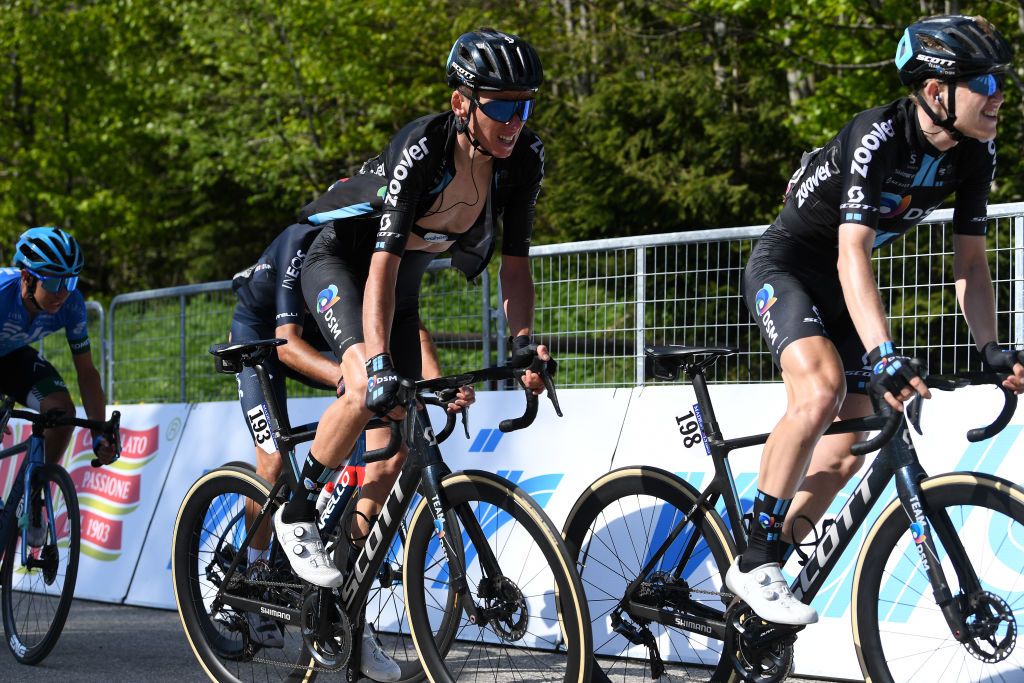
[562,466,737,682]
[335,483,462,683]
[172,465,317,682]
[404,469,592,682]
[1,464,80,665]
[853,472,1024,682]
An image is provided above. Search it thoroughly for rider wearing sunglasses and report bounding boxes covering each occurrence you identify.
[1,227,115,475]
[265,25,551,669]
[731,14,1021,627]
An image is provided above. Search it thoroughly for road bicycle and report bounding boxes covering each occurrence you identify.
[0,396,121,665]
[173,337,592,682]
[562,344,1021,682]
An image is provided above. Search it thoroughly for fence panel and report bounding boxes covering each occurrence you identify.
[100,202,1024,401]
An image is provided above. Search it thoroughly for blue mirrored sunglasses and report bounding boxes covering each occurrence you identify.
[27,269,78,293]
[473,97,535,123]
[965,73,1005,97]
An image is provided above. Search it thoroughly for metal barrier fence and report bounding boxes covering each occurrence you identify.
[85,201,1024,402]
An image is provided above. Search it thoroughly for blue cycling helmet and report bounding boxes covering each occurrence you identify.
[13,227,84,277]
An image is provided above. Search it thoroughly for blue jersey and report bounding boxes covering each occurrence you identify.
[0,269,90,357]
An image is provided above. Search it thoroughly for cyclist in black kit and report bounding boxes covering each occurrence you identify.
[730,15,1024,626]
[228,222,467,674]
[272,29,551,596]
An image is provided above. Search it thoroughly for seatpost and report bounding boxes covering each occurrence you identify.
[685,365,724,442]
[252,361,291,434]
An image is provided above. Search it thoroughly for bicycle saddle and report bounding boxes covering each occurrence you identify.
[209,338,287,373]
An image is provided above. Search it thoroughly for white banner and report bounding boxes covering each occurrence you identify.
[125,397,333,608]
[0,404,190,603]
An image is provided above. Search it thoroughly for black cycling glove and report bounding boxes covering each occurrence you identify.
[867,342,922,399]
[508,335,558,374]
[981,341,1024,372]
[365,353,402,416]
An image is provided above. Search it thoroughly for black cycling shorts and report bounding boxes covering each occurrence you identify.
[230,306,334,450]
[300,222,435,379]
[742,224,873,392]
[0,346,71,410]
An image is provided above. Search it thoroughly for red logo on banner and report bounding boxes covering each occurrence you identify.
[70,467,141,506]
[72,425,159,461]
[81,509,123,550]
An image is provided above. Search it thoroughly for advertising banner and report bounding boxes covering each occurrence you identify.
[126,397,334,608]
[0,404,189,603]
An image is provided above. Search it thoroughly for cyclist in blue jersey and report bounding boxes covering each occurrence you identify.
[730,15,1024,627]
[0,227,114,468]
[270,28,552,599]
[229,221,470,671]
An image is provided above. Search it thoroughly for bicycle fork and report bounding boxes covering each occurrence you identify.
[892,462,977,643]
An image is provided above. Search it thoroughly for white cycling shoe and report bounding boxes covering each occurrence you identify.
[273,508,343,588]
[725,560,818,626]
[361,623,402,682]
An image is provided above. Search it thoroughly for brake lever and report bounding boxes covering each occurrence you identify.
[907,394,924,436]
[461,407,470,439]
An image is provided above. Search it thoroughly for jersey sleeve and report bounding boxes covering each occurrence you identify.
[500,133,544,257]
[952,139,995,236]
[272,226,316,328]
[837,115,901,231]
[376,122,444,256]
[64,293,91,355]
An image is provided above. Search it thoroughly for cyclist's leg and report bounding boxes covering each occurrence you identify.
[350,309,421,545]
[230,309,289,559]
[783,315,874,553]
[0,346,75,465]
[728,253,844,624]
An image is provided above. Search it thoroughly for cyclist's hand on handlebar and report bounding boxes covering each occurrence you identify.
[981,342,1024,394]
[365,352,406,420]
[444,385,475,413]
[92,433,118,465]
[867,343,930,411]
[520,344,553,395]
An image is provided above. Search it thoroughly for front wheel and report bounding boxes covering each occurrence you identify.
[562,466,737,681]
[1,464,80,665]
[854,472,1024,682]
[404,469,592,682]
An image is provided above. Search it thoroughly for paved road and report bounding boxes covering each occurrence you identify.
[0,599,833,682]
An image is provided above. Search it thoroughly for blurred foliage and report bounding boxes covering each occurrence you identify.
[1,0,1022,302]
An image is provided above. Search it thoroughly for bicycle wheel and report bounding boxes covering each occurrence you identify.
[404,469,592,682]
[335,485,462,683]
[854,472,1024,682]
[562,466,737,682]
[172,465,316,682]
[1,464,80,665]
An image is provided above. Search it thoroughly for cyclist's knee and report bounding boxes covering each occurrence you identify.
[786,380,844,426]
[39,390,74,415]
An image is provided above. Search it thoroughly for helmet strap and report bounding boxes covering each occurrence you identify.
[914,84,964,142]
[459,98,494,157]
[21,274,42,314]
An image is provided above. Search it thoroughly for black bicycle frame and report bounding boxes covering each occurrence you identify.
[623,364,973,639]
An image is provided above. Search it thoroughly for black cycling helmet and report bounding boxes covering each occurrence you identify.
[446,28,543,92]
[895,15,1012,86]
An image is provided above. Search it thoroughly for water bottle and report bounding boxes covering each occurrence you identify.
[315,481,336,517]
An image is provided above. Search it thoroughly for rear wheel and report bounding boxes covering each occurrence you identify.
[1,464,80,665]
[562,466,737,681]
[172,465,316,682]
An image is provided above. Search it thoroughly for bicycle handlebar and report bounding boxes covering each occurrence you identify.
[849,407,902,456]
[927,372,1018,443]
[9,408,122,468]
[362,354,561,463]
